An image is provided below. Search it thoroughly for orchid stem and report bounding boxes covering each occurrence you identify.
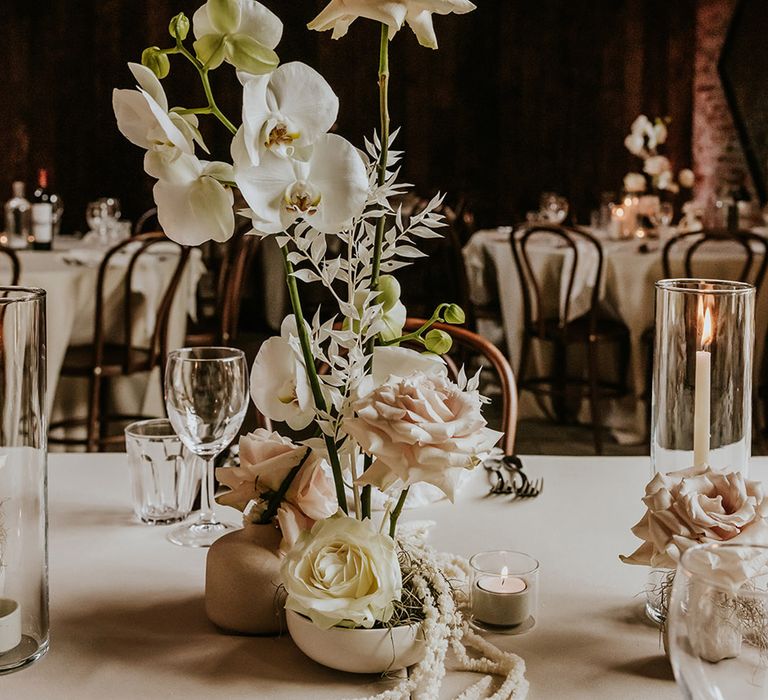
[281,246,348,514]
[389,487,409,538]
[174,38,237,134]
[360,23,392,522]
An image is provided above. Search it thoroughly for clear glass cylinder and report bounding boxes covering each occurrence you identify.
[647,279,754,624]
[0,288,48,673]
[652,279,754,475]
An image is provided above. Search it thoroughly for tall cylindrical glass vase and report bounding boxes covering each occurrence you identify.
[647,279,754,623]
[652,279,754,473]
[0,288,48,673]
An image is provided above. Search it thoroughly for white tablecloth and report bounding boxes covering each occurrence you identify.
[1,452,712,699]
[465,228,768,443]
[5,240,205,421]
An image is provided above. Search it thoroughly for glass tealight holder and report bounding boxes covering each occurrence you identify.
[647,279,755,623]
[469,551,539,635]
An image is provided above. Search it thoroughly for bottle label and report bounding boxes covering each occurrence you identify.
[31,203,53,242]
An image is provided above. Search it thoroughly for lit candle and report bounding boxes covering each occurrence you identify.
[472,566,531,627]
[693,305,713,467]
[610,207,625,239]
[0,598,21,654]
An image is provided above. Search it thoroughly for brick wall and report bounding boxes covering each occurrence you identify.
[693,0,754,204]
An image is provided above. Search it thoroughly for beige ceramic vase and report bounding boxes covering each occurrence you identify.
[205,522,285,635]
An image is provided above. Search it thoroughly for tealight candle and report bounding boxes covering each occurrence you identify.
[0,598,21,654]
[469,551,539,632]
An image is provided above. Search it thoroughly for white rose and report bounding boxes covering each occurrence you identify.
[643,155,671,177]
[623,172,646,193]
[215,429,306,510]
[679,168,695,189]
[250,316,315,430]
[282,515,402,629]
[620,466,768,570]
[308,0,476,49]
[346,347,502,501]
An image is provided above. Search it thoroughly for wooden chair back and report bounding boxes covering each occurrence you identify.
[511,224,604,336]
[662,230,768,291]
[92,231,190,373]
[402,318,518,455]
[133,207,159,236]
[0,246,20,285]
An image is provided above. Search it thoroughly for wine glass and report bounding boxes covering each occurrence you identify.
[668,543,768,699]
[164,347,249,547]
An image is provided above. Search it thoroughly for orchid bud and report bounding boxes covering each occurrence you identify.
[169,12,190,41]
[443,304,465,325]
[207,0,242,35]
[224,33,279,75]
[141,47,170,79]
[377,275,401,312]
[424,329,452,355]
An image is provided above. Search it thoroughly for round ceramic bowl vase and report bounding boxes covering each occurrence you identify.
[285,609,425,674]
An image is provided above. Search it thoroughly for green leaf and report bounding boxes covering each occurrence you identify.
[207,0,241,34]
[224,33,279,75]
[193,34,226,70]
[168,12,190,41]
[443,304,465,324]
[141,47,170,79]
[424,329,452,355]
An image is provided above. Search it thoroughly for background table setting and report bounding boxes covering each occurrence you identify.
[464,225,768,443]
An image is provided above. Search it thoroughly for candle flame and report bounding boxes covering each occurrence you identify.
[702,307,713,347]
[615,207,624,218]
[500,565,508,585]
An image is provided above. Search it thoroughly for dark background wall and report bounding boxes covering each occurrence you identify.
[0,0,698,233]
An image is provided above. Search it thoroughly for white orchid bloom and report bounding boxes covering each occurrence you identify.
[250,316,315,430]
[192,0,282,75]
[623,172,646,194]
[308,0,476,49]
[237,62,339,167]
[644,155,671,177]
[113,63,207,179]
[679,168,695,189]
[153,155,235,245]
[623,132,645,157]
[234,133,368,234]
[656,169,679,193]
[653,120,668,146]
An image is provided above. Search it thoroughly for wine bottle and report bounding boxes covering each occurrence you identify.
[4,181,31,249]
[31,169,53,250]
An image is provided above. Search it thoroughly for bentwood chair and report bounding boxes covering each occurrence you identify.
[661,229,768,285]
[185,228,260,346]
[133,207,159,236]
[0,245,20,285]
[511,224,630,454]
[48,232,191,451]
[401,318,518,454]
[643,230,768,436]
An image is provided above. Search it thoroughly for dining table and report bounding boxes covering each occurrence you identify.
[1,451,704,699]
[464,227,768,443]
[3,238,205,424]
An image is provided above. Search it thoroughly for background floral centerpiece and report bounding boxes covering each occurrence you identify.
[115,0,528,697]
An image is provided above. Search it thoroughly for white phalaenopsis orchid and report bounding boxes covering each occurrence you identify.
[192,0,282,75]
[237,61,339,166]
[113,63,206,177]
[153,155,235,245]
[250,316,315,430]
[234,133,368,234]
[308,0,476,49]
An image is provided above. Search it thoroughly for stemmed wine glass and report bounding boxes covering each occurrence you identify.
[164,347,249,547]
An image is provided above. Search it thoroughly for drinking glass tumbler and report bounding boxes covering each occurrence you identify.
[125,419,200,525]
